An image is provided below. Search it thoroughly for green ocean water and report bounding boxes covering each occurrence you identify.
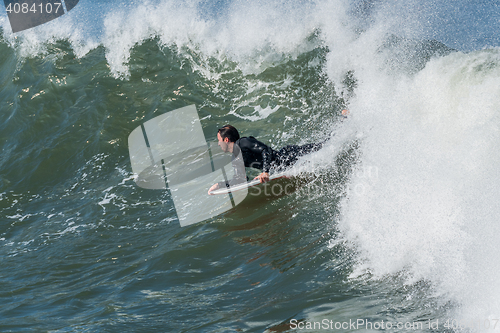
[0,37,355,331]
[2,0,500,332]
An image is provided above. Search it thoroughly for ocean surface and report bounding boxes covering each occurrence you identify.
[1,0,500,332]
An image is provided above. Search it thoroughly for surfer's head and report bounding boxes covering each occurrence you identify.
[218,125,240,142]
[217,125,239,152]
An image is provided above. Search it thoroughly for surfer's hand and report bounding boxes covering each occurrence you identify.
[208,183,219,195]
[254,172,270,183]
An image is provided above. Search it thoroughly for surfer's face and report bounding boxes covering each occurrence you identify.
[217,133,230,152]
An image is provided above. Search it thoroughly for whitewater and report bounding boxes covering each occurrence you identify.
[1,0,499,331]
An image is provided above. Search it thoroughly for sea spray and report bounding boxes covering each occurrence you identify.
[337,47,500,330]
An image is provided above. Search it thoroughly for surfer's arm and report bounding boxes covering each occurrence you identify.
[208,157,247,195]
[261,148,272,174]
[256,144,274,183]
[208,174,247,195]
[216,175,247,189]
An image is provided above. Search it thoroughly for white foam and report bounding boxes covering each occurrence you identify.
[336,46,500,327]
[1,0,325,77]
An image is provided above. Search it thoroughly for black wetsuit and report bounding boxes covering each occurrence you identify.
[218,136,324,188]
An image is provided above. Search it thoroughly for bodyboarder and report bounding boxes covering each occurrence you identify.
[207,110,348,194]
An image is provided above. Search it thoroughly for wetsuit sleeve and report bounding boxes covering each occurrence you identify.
[261,149,272,173]
[216,151,247,189]
[249,138,273,173]
[238,137,275,173]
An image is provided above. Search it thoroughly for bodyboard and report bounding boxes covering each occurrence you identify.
[210,172,289,195]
